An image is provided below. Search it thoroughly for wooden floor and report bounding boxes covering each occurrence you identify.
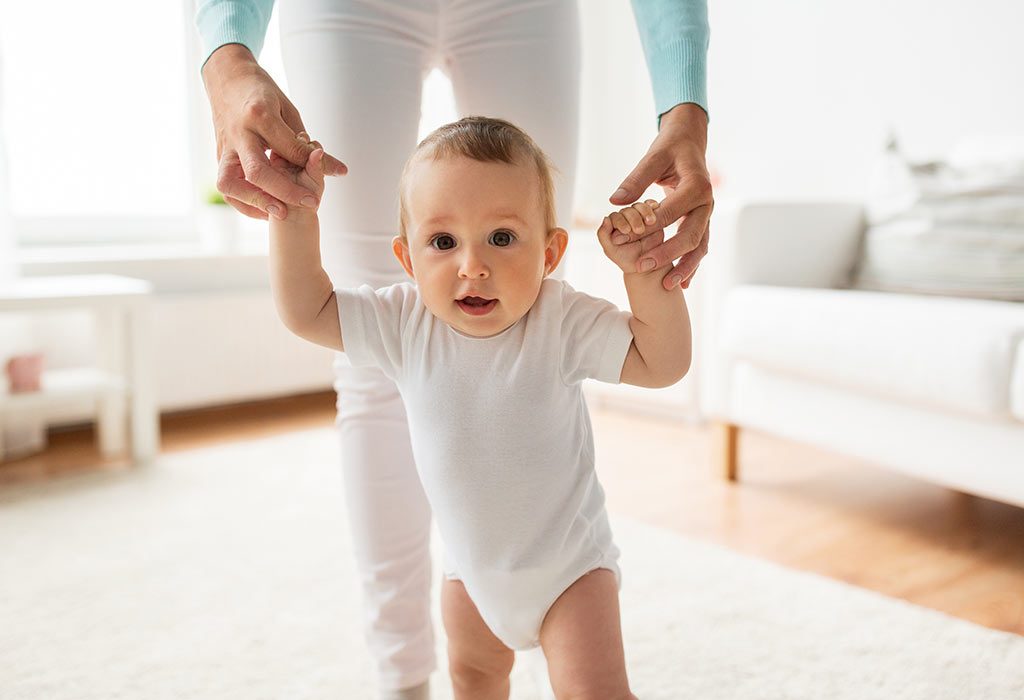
[3,391,1023,636]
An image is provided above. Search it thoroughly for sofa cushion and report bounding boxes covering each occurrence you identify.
[720,285,1024,421]
[854,218,1024,301]
[855,137,1024,301]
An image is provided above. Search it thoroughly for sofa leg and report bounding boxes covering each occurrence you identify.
[714,421,739,481]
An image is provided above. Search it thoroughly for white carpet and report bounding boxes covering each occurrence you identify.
[1,427,1021,700]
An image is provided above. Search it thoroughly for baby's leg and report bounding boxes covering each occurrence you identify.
[441,579,515,700]
[540,569,637,700]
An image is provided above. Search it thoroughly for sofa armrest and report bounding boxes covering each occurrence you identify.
[713,201,865,290]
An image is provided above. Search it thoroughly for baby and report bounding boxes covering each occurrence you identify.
[267,117,691,700]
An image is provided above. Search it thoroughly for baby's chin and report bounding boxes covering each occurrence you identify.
[433,301,526,338]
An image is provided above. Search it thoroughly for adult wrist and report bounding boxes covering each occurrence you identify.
[201,42,257,83]
[658,103,708,150]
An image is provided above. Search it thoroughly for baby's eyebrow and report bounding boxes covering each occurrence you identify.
[492,212,526,223]
[419,212,528,229]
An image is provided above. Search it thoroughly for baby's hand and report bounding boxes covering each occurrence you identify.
[597,200,666,274]
[267,132,326,213]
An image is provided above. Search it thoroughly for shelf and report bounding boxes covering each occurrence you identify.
[0,368,125,413]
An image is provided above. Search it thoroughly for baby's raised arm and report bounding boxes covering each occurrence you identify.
[267,144,344,352]
[597,203,692,388]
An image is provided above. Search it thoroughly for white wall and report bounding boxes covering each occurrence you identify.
[706,0,1024,200]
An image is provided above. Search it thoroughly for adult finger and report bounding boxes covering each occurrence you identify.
[678,224,710,288]
[268,149,290,169]
[296,131,347,174]
[633,203,711,278]
[322,153,349,176]
[237,132,319,209]
[222,175,285,219]
[681,263,700,290]
[262,117,318,168]
[306,140,345,176]
[669,226,710,290]
[224,194,268,220]
[217,152,287,218]
[609,150,671,206]
[652,175,713,231]
[284,105,347,176]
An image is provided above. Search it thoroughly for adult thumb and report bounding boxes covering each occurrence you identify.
[609,153,664,205]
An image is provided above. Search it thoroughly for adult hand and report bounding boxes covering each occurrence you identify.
[609,103,712,290]
[201,43,348,220]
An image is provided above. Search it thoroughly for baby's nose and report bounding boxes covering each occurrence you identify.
[458,250,490,278]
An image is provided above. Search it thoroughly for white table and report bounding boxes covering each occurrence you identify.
[0,274,159,464]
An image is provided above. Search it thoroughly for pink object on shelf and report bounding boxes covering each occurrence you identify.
[5,353,45,393]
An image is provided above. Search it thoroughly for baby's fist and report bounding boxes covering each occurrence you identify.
[267,134,327,210]
[597,200,666,273]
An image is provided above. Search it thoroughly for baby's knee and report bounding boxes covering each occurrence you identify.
[447,646,514,687]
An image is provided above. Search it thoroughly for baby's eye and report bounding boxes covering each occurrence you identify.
[489,230,514,247]
[431,234,456,251]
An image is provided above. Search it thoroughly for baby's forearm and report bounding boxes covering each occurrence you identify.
[623,266,692,384]
[268,211,335,336]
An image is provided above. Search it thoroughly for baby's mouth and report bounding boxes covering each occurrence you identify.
[456,295,498,316]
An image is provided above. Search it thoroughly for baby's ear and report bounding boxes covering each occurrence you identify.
[544,227,569,276]
[392,236,415,279]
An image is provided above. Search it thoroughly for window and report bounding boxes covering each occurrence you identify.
[0,0,194,244]
[0,0,654,250]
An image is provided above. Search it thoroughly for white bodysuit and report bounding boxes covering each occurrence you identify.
[335,277,634,649]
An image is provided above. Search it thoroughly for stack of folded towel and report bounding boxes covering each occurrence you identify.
[854,135,1024,301]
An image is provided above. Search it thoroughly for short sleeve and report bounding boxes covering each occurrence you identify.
[558,283,634,385]
[335,283,417,379]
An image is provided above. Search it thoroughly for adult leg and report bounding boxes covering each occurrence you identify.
[441,578,516,700]
[279,1,438,694]
[443,0,581,280]
[540,569,637,700]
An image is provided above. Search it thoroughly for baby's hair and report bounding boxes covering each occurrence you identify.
[398,116,558,240]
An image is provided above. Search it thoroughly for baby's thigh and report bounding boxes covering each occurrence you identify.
[540,568,635,700]
[441,579,515,678]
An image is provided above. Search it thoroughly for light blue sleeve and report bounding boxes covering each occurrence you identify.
[195,0,276,69]
[630,0,710,120]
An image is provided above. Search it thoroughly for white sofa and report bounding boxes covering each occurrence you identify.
[700,201,1024,509]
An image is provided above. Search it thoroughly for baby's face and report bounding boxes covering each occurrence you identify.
[393,155,567,338]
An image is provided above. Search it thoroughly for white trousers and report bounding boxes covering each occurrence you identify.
[279,0,580,690]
